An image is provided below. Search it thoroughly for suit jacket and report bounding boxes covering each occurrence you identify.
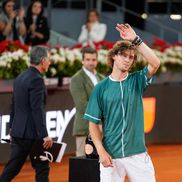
[9,67,48,139]
[69,68,104,136]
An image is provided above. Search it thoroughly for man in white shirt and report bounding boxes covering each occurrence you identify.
[69,47,104,156]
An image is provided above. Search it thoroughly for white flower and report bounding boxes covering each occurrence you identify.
[72,48,82,61]
[161,65,167,73]
[50,67,57,77]
[50,54,62,63]
[59,47,66,56]
[22,55,30,66]
[0,59,7,67]
[98,50,108,64]
[65,49,75,63]
[50,48,57,54]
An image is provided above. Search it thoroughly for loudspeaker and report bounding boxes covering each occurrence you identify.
[124,0,145,30]
[69,157,100,182]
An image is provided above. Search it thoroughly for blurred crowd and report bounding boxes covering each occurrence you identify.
[0,0,50,45]
[0,0,107,46]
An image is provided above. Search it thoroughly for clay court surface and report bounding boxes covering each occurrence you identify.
[1,144,182,182]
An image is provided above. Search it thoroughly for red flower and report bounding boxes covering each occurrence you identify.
[72,40,114,50]
[95,40,114,50]
[72,43,83,49]
[152,38,169,52]
[0,40,29,54]
[172,42,182,47]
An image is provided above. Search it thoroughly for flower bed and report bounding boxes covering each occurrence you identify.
[0,39,182,79]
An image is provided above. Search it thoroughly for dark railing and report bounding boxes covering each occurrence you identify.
[1,0,180,42]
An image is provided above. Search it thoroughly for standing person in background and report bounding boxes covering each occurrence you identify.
[78,9,107,46]
[0,46,53,182]
[84,24,160,182]
[0,0,26,43]
[25,0,50,46]
[69,47,104,157]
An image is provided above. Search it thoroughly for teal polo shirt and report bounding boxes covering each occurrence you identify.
[84,66,152,159]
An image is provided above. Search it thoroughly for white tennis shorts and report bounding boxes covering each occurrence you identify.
[100,152,156,182]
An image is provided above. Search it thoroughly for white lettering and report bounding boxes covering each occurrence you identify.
[0,109,76,144]
[46,111,57,138]
[56,111,64,137]
[57,108,76,143]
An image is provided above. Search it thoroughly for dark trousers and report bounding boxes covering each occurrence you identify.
[0,137,50,182]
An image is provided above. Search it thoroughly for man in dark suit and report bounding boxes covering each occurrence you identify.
[69,47,104,156]
[0,46,53,182]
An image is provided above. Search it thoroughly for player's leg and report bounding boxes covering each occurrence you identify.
[100,159,126,182]
[124,152,156,182]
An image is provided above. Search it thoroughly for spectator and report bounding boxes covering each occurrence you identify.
[25,0,50,46]
[78,9,107,46]
[0,0,26,43]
